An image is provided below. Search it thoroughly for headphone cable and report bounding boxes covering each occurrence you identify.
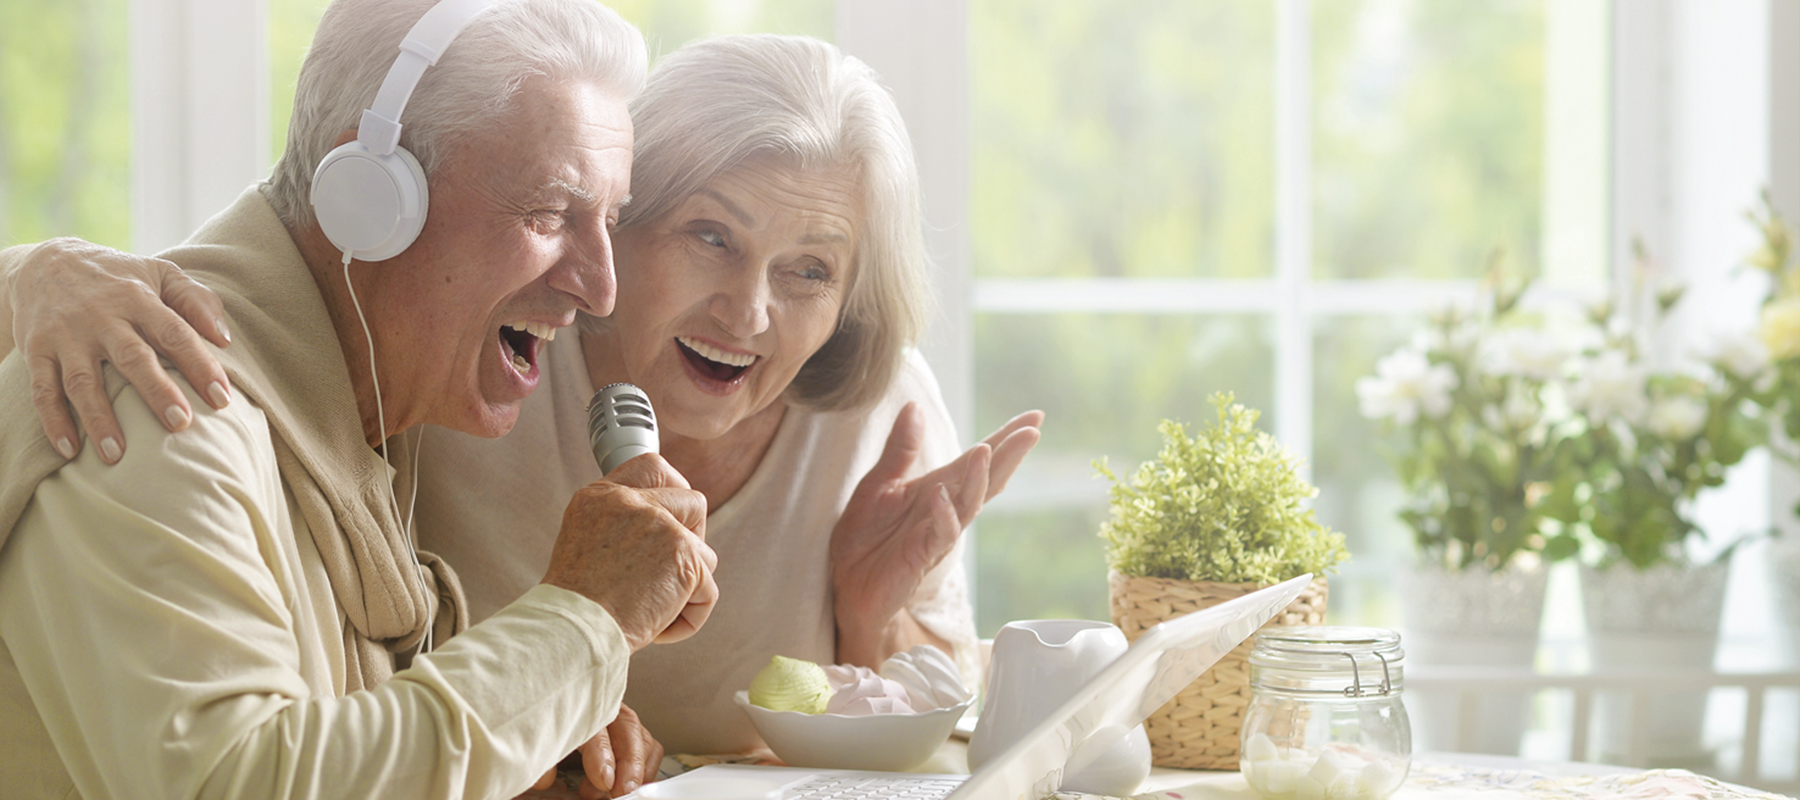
[341,249,435,654]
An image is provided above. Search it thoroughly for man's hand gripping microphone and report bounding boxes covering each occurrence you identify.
[581,383,717,646]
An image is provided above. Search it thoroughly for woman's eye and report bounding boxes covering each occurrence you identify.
[792,259,832,284]
[696,229,726,247]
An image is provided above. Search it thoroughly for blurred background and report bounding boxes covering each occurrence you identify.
[4,0,1798,784]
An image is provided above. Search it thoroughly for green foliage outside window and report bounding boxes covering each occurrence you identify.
[0,0,130,249]
[971,0,1276,281]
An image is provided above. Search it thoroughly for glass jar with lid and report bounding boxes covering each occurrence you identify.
[1240,626,1410,800]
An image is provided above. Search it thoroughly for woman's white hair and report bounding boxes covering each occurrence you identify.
[606,33,932,412]
[266,0,647,228]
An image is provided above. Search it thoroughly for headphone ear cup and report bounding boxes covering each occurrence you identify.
[310,141,429,262]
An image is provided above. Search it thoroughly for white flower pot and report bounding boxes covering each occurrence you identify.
[1768,534,1800,657]
[1399,561,1548,755]
[1579,561,1728,768]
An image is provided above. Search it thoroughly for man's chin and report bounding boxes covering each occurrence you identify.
[455,403,523,439]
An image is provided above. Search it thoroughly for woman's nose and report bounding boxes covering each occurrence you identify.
[710,264,771,338]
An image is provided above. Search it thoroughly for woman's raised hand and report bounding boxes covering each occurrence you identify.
[829,403,1043,667]
[2,238,231,463]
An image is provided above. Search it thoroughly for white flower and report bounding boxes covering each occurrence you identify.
[1565,351,1649,425]
[1482,383,1543,431]
[1357,349,1459,425]
[1481,328,1571,380]
[1759,298,1800,361]
[1700,332,1769,380]
[1646,395,1707,441]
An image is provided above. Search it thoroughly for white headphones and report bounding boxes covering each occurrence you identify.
[310,0,510,261]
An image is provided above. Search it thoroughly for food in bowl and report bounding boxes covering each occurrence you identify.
[746,644,971,716]
[747,655,833,714]
[736,645,975,771]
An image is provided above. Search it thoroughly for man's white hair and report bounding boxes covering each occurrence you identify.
[266,0,647,227]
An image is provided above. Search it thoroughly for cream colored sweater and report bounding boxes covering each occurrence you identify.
[0,188,630,799]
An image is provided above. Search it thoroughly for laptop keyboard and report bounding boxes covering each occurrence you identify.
[783,775,964,799]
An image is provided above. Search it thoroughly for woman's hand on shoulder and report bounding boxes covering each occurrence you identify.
[829,403,1043,665]
[3,237,231,463]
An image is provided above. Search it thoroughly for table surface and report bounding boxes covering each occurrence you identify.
[910,741,1783,800]
[534,739,1788,800]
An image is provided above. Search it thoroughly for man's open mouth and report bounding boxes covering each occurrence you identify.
[501,321,557,376]
[676,335,757,382]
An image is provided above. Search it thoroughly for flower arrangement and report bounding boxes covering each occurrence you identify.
[1359,250,1768,571]
[1749,194,1800,454]
[1096,393,1349,583]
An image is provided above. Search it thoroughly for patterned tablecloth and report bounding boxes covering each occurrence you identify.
[1049,759,1794,800]
[521,748,1795,800]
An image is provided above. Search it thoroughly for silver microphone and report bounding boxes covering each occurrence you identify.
[588,383,659,475]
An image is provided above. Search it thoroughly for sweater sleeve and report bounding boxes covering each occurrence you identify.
[0,376,627,800]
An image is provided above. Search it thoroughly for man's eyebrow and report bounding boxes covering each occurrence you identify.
[697,188,755,227]
[539,179,598,206]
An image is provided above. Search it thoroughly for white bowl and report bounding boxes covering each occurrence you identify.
[733,690,973,771]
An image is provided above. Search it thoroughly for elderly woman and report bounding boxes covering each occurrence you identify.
[0,32,1039,764]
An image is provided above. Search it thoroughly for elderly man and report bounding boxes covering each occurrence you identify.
[0,0,717,798]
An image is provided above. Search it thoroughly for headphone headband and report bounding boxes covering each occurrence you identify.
[360,0,507,155]
[311,0,512,262]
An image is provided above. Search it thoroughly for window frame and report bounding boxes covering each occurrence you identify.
[835,0,1800,606]
[128,0,1800,587]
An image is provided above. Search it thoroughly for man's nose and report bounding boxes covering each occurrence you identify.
[554,222,617,317]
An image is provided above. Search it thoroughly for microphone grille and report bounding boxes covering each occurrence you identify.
[588,382,657,462]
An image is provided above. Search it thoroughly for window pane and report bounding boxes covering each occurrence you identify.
[0,0,131,248]
[269,0,329,173]
[1312,0,1545,280]
[974,313,1275,634]
[970,0,1276,279]
[1310,314,1418,627]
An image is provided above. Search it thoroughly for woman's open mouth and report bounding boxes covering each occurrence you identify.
[500,321,557,379]
[676,335,758,384]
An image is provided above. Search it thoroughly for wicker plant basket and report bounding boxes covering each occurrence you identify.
[1108,571,1329,769]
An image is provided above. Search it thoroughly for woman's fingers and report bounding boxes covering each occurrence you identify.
[981,409,1045,450]
[142,300,232,413]
[57,353,131,464]
[984,425,1042,501]
[868,402,926,486]
[578,728,614,800]
[155,257,231,347]
[98,323,198,434]
[25,355,81,460]
[924,482,962,561]
[950,444,991,526]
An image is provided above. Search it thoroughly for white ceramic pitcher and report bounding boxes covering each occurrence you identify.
[967,619,1151,796]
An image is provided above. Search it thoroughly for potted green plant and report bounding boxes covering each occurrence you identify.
[1364,243,1772,762]
[1097,392,1347,769]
